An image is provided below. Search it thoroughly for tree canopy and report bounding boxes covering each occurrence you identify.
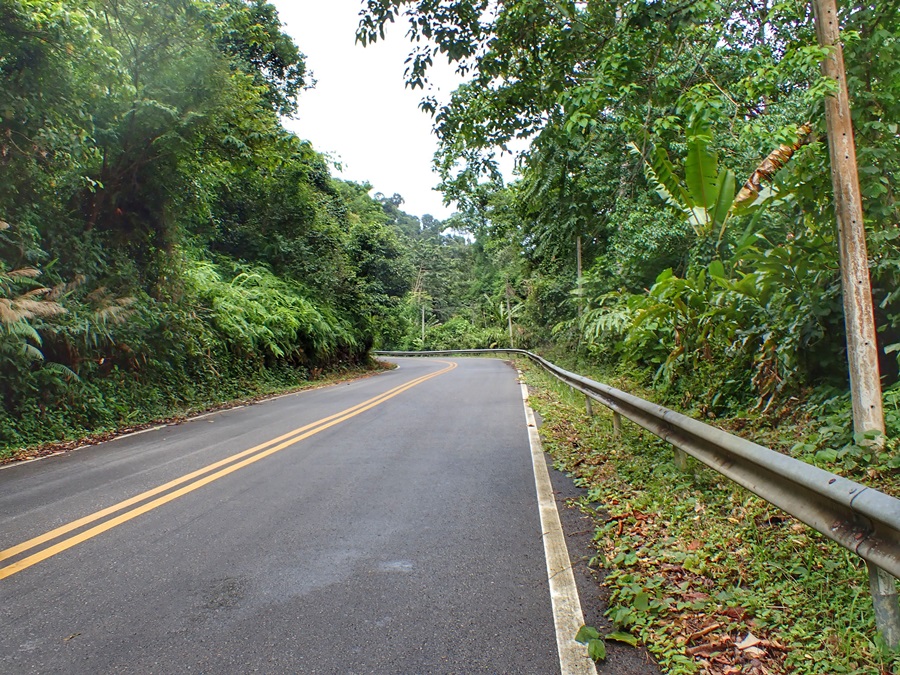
[0,0,426,447]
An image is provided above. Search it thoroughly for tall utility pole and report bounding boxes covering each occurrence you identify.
[413,267,427,345]
[812,0,896,648]
[813,0,884,438]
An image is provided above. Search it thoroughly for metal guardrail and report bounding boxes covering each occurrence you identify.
[376,348,900,645]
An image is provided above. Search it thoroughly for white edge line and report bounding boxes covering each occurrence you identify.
[114,425,168,439]
[0,425,169,472]
[519,372,598,675]
[0,451,67,471]
[188,406,245,422]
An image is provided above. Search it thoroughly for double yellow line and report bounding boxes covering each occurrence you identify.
[0,360,456,580]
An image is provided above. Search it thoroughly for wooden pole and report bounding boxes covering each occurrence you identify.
[813,0,885,438]
[813,0,895,648]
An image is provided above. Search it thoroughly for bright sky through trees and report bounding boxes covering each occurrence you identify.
[271,1,463,220]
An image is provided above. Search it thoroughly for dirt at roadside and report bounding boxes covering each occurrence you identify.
[1,364,390,467]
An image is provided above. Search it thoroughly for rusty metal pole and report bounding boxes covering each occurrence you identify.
[813,0,885,438]
[813,0,894,646]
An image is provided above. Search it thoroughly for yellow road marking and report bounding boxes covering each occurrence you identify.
[0,360,455,580]
[0,361,453,565]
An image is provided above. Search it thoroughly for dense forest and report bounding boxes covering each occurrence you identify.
[4,0,900,463]
[356,0,900,461]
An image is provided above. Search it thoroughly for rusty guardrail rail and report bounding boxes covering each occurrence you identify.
[376,348,900,645]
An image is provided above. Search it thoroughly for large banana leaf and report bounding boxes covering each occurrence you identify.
[631,121,738,240]
[628,141,692,215]
[684,127,719,210]
[710,168,736,231]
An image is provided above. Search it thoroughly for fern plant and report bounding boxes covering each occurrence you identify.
[186,258,358,364]
[0,222,67,370]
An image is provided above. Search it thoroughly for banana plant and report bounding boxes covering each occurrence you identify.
[628,117,736,248]
[629,117,813,254]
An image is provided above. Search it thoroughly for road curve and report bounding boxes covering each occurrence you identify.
[0,357,573,673]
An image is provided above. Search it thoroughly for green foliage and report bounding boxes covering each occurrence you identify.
[215,0,308,116]
[574,625,607,662]
[630,118,741,250]
[358,0,900,409]
[186,259,357,361]
[575,219,845,413]
[789,385,900,480]
[407,315,505,352]
[0,0,414,454]
[574,624,640,661]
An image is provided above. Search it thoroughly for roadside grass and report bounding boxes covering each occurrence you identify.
[518,358,900,675]
[0,359,390,465]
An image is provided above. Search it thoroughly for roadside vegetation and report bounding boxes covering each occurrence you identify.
[354,1,900,672]
[3,360,389,465]
[522,358,899,675]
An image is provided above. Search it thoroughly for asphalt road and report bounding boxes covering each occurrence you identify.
[0,357,567,674]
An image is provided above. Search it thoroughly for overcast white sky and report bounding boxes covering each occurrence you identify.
[271,1,465,221]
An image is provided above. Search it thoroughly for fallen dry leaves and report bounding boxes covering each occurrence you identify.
[606,503,790,674]
[543,411,791,674]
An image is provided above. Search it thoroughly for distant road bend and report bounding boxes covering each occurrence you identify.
[0,357,596,674]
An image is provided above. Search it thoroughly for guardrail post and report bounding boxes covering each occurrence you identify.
[612,411,622,437]
[868,561,900,648]
[585,395,594,417]
[673,448,688,471]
